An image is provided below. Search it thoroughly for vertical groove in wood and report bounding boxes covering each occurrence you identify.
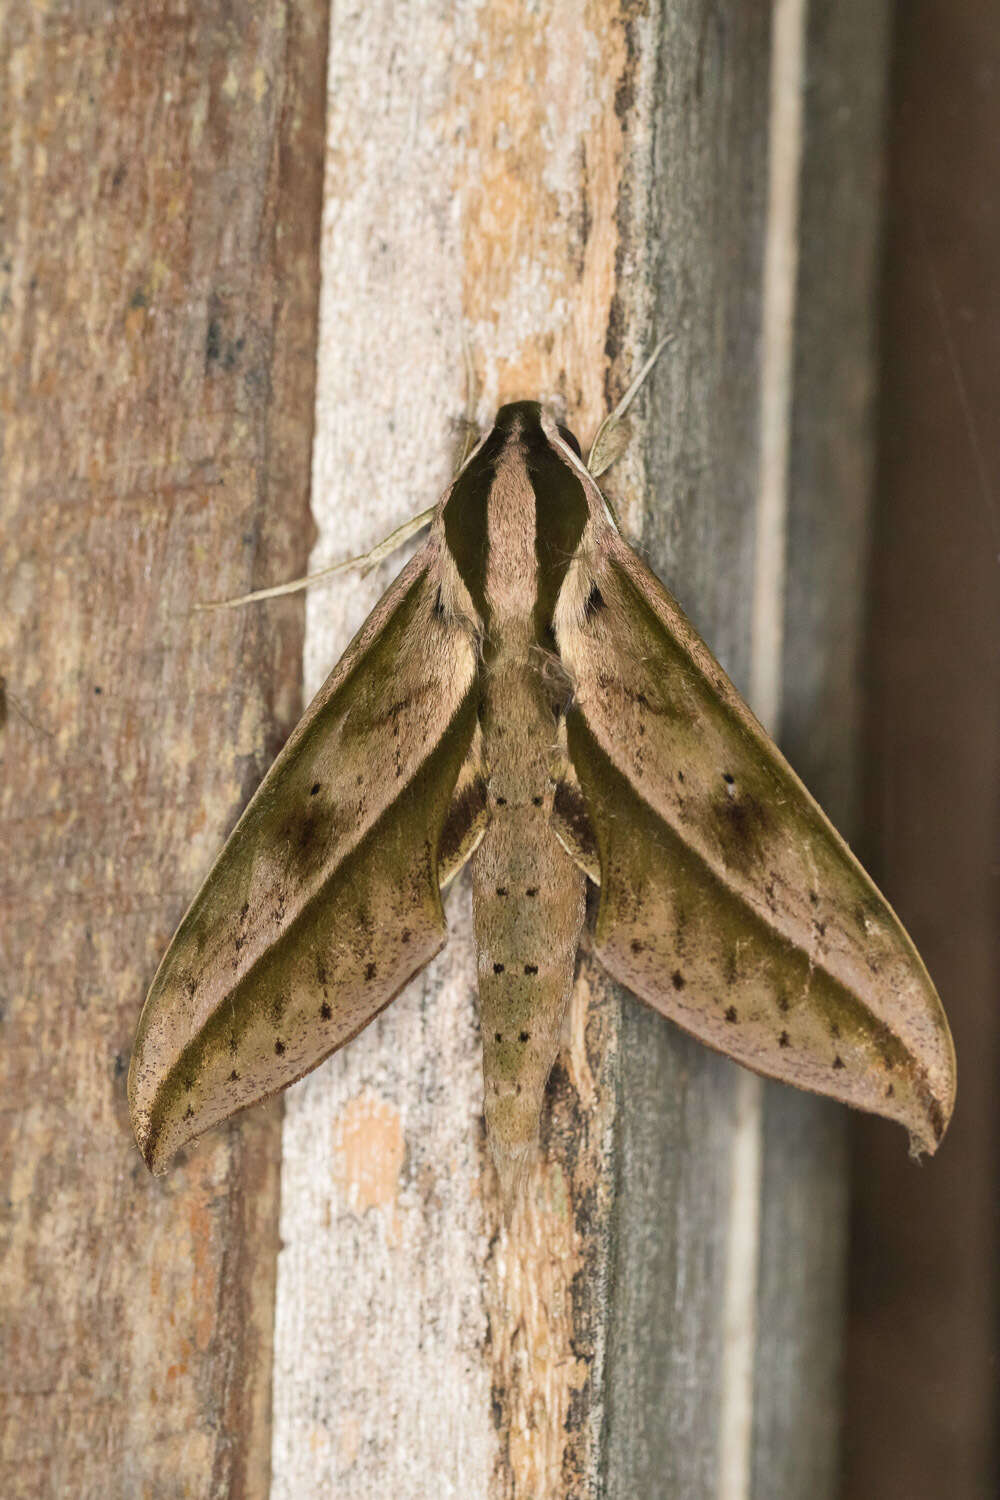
[0,3,328,1495]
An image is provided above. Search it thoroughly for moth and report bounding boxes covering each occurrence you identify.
[129,393,956,1199]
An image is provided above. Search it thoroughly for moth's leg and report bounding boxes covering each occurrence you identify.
[438,720,489,888]
[194,506,436,612]
[587,332,675,479]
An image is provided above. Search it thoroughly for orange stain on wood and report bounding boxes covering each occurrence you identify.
[331,1091,406,1211]
[452,0,629,431]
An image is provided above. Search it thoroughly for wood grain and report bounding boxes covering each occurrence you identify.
[0,4,327,1495]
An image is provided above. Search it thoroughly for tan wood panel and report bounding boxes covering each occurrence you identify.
[0,5,328,1495]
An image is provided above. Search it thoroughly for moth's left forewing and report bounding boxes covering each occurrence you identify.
[553,492,955,1154]
[129,539,481,1172]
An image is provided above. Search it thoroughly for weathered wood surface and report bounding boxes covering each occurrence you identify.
[273,3,890,1497]
[1,1,901,1494]
[845,3,1000,1496]
[0,4,327,1496]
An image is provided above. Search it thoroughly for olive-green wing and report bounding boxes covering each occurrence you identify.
[129,542,480,1172]
[556,527,955,1152]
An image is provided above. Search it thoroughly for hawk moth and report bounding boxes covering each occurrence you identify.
[129,399,956,1199]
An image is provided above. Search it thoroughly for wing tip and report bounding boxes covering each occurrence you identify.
[129,1094,178,1175]
[127,1049,183,1176]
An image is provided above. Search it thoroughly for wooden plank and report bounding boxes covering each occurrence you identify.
[0,4,328,1495]
[274,5,891,1499]
[845,2,1000,1495]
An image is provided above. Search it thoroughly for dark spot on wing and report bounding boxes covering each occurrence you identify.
[778,1031,790,1048]
[711,786,769,872]
[439,776,488,873]
[552,780,598,870]
[365,962,377,981]
[524,964,538,975]
[725,1006,738,1023]
[929,1098,945,1143]
[320,1002,332,1020]
[310,782,321,796]
[584,584,606,621]
[833,1055,845,1070]
[274,1040,286,1056]
[671,970,685,991]
[493,963,505,975]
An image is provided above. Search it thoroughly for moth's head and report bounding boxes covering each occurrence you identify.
[491,400,583,461]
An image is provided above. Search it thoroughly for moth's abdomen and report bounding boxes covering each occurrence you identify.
[472,661,587,1201]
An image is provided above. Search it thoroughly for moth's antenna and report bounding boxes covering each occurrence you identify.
[454,328,481,472]
[587,332,675,478]
[0,676,53,738]
[194,507,436,613]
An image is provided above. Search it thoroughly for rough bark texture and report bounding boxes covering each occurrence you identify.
[0,4,328,1496]
[274,3,890,1497]
[845,3,1000,1496]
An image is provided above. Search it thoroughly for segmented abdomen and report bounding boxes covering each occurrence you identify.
[472,655,587,1199]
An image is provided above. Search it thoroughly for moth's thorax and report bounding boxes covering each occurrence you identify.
[442,402,591,640]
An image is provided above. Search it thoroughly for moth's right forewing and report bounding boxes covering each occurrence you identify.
[556,523,955,1154]
[129,541,479,1172]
